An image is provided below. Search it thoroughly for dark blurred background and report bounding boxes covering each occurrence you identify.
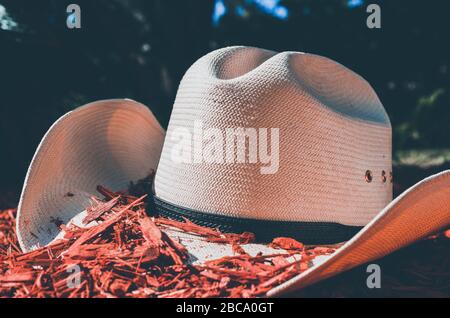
[1,0,450,206]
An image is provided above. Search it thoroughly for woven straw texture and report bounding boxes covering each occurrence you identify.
[268,170,450,295]
[160,170,450,296]
[16,99,164,251]
[155,46,392,226]
[14,47,450,296]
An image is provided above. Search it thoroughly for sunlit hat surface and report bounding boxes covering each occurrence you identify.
[17,47,450,296]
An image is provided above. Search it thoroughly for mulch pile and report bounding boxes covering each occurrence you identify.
[0,185,338,298]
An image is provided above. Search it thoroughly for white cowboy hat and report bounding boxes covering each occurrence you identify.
[16,46,450,296]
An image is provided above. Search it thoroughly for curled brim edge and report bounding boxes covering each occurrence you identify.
[15,100,450,296]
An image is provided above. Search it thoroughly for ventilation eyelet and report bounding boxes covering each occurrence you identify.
[365,170,373,183]
[381,170,387,183]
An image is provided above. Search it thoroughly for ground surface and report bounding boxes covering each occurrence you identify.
[289,235,450,297]
[1,161,449,298]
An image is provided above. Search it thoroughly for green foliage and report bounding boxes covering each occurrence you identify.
[395,89,450,149]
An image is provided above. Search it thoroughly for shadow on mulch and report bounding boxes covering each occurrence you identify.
[0,192,17,211]
[393,162,450,197]
[1,162,449,297]
[288,237,450,298]
[286,162,450,298]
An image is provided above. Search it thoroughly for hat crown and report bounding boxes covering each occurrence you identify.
[155,46,392,227]
[190,46,389,124]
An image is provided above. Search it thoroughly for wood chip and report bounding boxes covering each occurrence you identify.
[0,181,350,298]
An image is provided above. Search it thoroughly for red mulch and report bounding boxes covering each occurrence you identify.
[0,185,448,298]
[0,188,337,298]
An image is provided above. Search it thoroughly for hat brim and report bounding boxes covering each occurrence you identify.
[149,169,450,296]
[16,102,450,296]
[269,169,450,295]
[16,99,165,250]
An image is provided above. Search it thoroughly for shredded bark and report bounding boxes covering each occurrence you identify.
[0,182,448,298]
